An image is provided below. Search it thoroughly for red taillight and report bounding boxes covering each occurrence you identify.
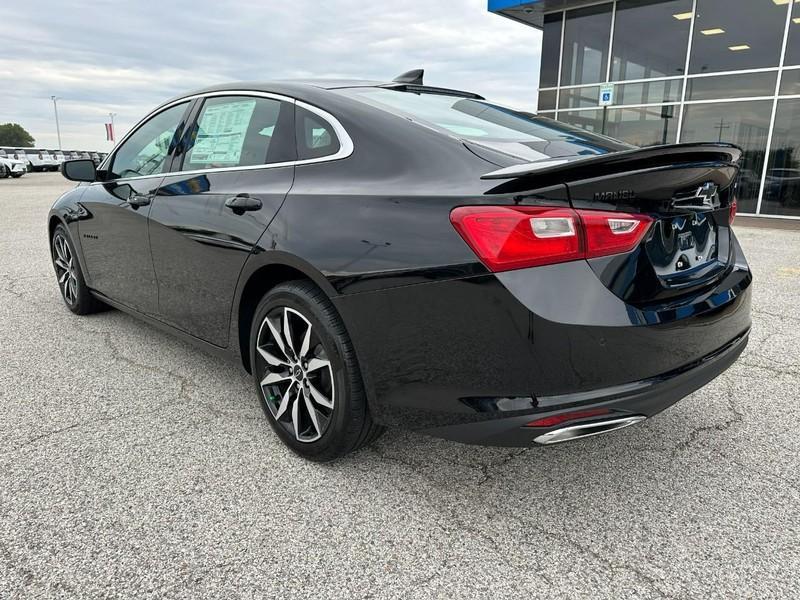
[729,198,737,225]
[524,408,612,428]
[581,210,653,259]
[450,205,652,272]
[449,206,582,271]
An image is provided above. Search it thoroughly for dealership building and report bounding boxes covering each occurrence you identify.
[489,0,800,219]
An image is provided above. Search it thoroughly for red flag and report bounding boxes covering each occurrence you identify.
[105,123,114,142]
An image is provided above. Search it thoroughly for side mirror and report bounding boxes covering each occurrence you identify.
[61,159,97,182]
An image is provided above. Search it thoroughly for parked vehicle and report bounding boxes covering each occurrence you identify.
[7,148,32,171]
[52,150,68,166]
[41,149,60,171]
[49,73,751,461]
[0,149,27,178]
[8,148,60,172]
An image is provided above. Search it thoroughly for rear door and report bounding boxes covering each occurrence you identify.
[148,93,296,347]
[78,101,193,314]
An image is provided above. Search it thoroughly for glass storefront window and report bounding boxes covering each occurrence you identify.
[540,13,563,88]
[558,106,678,147]
[611,0,692,80]
[780,69,800,96]
[538,89,557,112]
[681,100,773,213]
[561,4,613,86]
[558,109,605,134]
[615,79,683,105]
[785,3,800,67]
[605,105,679,146]
[761,98,800,217]
[689,0,788,74]
[559,86,600,109]
[686,72,777,101]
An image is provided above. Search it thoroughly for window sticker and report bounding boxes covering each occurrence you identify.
[190,99,257,166]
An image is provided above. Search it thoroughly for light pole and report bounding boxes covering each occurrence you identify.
[51,96,62,150]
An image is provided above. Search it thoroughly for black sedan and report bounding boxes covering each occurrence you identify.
[50,70,751,461]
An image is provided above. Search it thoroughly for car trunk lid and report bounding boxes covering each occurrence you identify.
[481,143,742,306]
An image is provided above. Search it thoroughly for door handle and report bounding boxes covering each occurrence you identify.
[128,193,152,208]
[225,195,262,213]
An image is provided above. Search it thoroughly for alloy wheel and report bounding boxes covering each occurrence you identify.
[53,234,78,305]
[256,306,335,443]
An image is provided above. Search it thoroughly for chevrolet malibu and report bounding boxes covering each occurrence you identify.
[49,71,751,461]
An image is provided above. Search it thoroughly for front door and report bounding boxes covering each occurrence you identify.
[78,101,193,314]
[148,94,296,346]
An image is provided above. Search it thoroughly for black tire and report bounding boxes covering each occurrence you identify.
[51,225,105,315]
[249,280,384,461]
[10,173,23,178]
[0,165,8,179]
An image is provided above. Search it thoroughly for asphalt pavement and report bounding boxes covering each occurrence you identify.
[1,172,798,599]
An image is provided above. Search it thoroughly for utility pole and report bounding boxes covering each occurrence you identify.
[51,96,62,150]
[714,117,731,143]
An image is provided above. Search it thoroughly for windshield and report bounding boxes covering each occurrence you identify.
[338,87,630,160]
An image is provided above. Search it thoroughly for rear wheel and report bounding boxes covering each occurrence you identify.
[51,225,105,315]
[249,281,383,461]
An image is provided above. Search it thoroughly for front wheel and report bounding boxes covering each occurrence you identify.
[51,225,105,315]
[249,281,384,461]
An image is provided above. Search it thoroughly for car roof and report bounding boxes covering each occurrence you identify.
[162,79,372,104]
[163,78,480,109]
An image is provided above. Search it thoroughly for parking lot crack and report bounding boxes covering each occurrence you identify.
[670,381,744,458]
[738,361,800,377]
[475,449,531,485]
[503,515,676,600]
[72,325,196,406]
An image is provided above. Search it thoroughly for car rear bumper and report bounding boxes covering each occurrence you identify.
[334,234,752,446]
[418,327,748,446]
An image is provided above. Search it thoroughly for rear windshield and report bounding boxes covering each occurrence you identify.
[338,87,630,160]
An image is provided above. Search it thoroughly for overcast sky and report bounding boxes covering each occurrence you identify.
[0,0,541,151]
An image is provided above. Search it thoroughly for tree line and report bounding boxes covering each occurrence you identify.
[0,123,35,147]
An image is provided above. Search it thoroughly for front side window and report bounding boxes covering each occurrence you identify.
[110,102,189,179]
[182,96,292,171]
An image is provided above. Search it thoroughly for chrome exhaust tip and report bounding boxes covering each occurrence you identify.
[533,415,647,445]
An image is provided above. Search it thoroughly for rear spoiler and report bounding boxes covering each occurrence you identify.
[481,143,743,181]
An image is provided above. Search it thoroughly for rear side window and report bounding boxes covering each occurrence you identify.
[296,106,340,160]
[182,95,294,171]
